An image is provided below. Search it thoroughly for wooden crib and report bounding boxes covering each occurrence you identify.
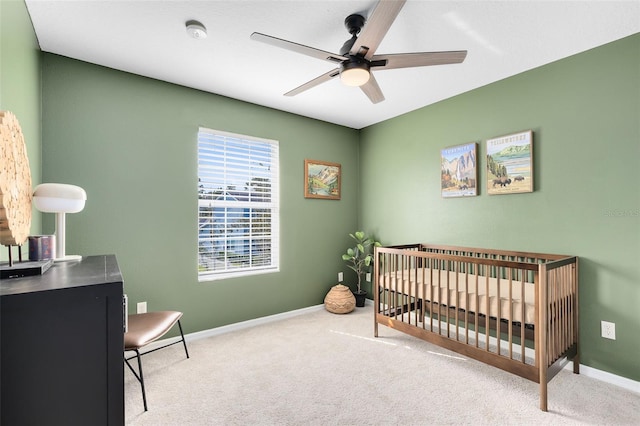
[373,243,579,411]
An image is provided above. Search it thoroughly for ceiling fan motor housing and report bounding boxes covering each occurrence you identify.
[341,57,370,73]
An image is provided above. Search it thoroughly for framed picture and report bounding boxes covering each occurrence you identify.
[486,130,533,195]
[304,159,341,200]
[441,142,478,198]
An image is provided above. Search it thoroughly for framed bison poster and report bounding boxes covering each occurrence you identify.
[486,130,533,195]
[441,142,477,198]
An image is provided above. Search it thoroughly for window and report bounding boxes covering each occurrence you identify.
[197,128,279,281]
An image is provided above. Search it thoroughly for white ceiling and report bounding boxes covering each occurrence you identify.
[25,0,640,129]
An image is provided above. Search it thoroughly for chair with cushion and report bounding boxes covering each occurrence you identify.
[124,311,189,411]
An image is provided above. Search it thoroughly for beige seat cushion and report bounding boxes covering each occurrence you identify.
[125,311,183,350]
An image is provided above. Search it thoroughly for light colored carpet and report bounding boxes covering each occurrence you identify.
[125,305,639,425]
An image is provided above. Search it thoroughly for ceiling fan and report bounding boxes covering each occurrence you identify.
[250,0,467,104]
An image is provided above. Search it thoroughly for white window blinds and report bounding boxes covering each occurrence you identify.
[198,128,279,280]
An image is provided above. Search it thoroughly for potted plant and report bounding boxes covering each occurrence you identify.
[341,231,381,307]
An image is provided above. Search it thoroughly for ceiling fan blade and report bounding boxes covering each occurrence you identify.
[350,0,406,60]
[251,32,347,63]
[360,74,385,104]
[284,68,341,97]
[371,50,468,70]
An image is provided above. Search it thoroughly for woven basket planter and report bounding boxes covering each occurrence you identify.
[324,284,355,314]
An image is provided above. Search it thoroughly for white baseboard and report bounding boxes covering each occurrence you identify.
[132,302,639,396]
[132,304,326,353]
[185,304,325,342]
[563,362,640,394]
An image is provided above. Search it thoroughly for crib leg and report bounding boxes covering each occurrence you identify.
[573,353,580,374]
[540,381,548,412]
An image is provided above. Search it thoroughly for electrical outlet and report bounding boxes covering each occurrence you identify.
[137,301,147,314]
[601,320,616,340]
[338,272,343,282]
[366,272,371,282]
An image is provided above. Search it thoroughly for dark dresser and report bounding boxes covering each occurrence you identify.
[1,255,124,425]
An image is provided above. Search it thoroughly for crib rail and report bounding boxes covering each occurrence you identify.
[373,243,579,411]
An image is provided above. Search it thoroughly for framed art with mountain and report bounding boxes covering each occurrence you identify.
[441,142,478,198]
[486,130,533,195]
[304,159,341,200]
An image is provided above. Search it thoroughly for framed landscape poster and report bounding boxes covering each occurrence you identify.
[486,130,533,195]
[441,142,478,198]
[304,159,341,200]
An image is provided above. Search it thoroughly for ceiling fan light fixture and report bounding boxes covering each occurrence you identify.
[340,59,370,87]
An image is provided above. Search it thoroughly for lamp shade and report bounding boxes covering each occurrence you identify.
[340,67,370,87]
[339,58,371,87]
[32,183,87,262]
[33,183,86,213]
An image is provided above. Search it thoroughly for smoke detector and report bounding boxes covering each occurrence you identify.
[186,20,207,39]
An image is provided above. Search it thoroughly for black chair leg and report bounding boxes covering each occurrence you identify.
[178,320,190,359]
[124,349,148,411]
[135,349,148,411]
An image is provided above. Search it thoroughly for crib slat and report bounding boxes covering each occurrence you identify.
[520,272,526,363]
[431,256,436,325]
[464,267,470,345]
[412,260,417,326]
[393,254,398,319]
[551,269,562,361]
[564,267,570,351]
[550,270,556,361]
[552,268,557,358]
[398,254,402,318]
[559,268,565,353]
[420,263,426,329]
[567,265,573,352]
[475,269,480,348]
[485,274,490,352]
[563,267,569,353]
[508,268,513,360]
[437,262,442,335]
[401,254,406,321]
[556,269,560,359]
[400,255,406,322]
[496,273,501,356]
[446,260,451,338]
[451,262,460,340]
[534,270,540,370]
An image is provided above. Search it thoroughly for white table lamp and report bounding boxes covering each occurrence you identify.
[33,183,87,262]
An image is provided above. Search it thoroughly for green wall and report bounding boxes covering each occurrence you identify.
[0,0,42,259]
[360,34,640,381]
[41,54,359,333]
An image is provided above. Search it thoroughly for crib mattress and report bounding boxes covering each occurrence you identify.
[378,268,536,325]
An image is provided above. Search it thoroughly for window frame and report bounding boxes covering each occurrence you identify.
[197,127,279,281]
